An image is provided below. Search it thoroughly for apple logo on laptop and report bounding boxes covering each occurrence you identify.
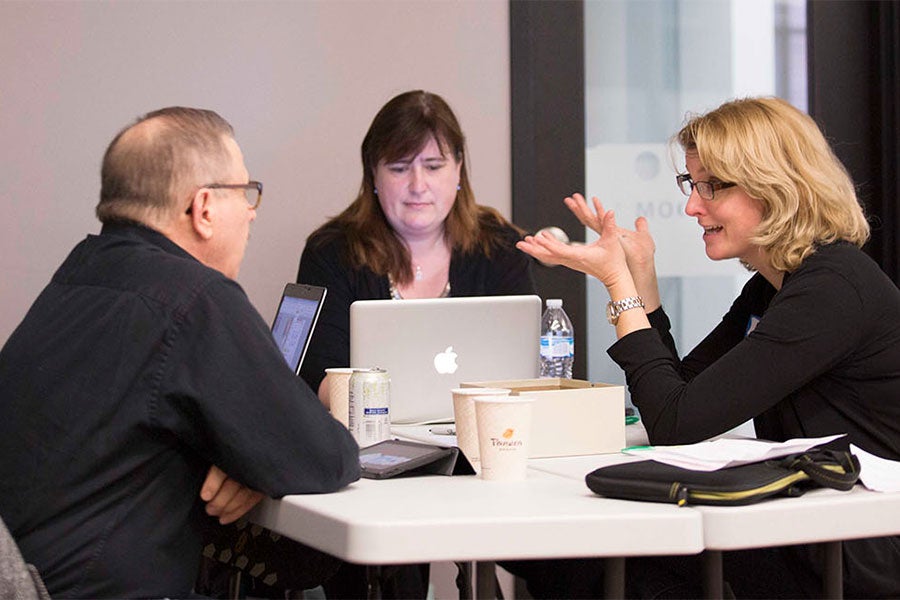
[433,346,459,374]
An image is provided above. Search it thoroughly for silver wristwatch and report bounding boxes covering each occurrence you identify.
[606,296,645,325]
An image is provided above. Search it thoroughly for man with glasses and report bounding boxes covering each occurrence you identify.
[0,107,360,598]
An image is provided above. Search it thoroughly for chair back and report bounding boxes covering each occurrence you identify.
[0,516,51,600]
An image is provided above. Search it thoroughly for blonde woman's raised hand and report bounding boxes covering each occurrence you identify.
[563,193,606,235]
[518,206,632,289]
[553,193,657,284]
[564,194,655,267]
[616,216,661,311]
[618,216,655,271]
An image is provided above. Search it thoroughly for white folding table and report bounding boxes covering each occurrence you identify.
[252,424,900,599]
[530,452,900,599]
[695,486,900,598]
[250,466,703,598]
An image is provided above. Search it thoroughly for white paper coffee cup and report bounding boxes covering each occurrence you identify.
[325,368,354,428]
[474,396,534,481]
[451,387,510,473]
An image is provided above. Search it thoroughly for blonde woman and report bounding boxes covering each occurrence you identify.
[514,97,900,598]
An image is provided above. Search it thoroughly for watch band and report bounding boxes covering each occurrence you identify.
[606,296,645,325]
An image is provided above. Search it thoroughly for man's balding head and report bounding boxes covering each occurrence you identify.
[96,107,234,226]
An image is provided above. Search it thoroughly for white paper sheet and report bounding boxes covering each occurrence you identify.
[850,444,900,492]
[622,434,846,471]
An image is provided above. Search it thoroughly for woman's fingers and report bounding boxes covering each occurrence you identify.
[563,194,606,233]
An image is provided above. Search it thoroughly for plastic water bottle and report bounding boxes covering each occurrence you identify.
[539,298,574,378]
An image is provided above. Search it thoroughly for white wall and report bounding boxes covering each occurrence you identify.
[0,0,511,344]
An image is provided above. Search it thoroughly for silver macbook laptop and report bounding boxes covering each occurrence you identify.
[350,295,542,424]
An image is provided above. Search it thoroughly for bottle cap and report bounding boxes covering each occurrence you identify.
[546,298,563,308]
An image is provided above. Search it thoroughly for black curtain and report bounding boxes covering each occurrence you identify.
[510,0,587,379]
[808,0,900,283]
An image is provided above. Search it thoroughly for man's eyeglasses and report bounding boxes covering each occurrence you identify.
[676,174,735,201]
[205,181,264,209]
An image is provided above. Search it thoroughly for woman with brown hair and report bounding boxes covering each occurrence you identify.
[298,90,535,404]
[289,90,534,598]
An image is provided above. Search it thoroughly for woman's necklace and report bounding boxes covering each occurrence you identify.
[389,275,450,300]
[390,246,451,299]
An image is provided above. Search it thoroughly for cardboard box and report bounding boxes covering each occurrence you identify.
[460,378,625,458]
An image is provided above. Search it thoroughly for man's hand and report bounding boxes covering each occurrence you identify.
[200,465,265,525]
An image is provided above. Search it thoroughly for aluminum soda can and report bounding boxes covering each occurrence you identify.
[348,367,391,447]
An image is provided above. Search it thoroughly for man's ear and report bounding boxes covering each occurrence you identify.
[187,188,215,240]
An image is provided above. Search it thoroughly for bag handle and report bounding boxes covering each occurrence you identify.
[785,450,860,491]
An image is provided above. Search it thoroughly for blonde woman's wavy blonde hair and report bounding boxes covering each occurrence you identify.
[675,96,869,273]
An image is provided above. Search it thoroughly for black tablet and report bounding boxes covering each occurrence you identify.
[270,283,326,375]
[359,439,455,479]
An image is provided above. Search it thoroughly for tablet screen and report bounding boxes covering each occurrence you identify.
[359,440,453,479]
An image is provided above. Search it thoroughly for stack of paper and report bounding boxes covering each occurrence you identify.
[623,434,900,493]
[622,434,845,471]
[850,444,900,492]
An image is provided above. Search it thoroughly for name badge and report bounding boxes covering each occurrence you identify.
[745,315,761,337]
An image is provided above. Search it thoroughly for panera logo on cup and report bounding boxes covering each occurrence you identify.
[474,396,533,481]
[491,428,523,449]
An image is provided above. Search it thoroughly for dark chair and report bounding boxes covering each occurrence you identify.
[0,516,51,600]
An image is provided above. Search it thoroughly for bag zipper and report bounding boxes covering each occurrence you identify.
[675,463,849,504]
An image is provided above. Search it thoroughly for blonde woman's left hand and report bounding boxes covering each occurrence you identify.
[518,208,632,289]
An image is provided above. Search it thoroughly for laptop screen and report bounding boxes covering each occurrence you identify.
[271,283,326,374]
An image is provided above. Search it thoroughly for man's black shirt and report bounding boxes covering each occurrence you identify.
[0,223,359,598]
